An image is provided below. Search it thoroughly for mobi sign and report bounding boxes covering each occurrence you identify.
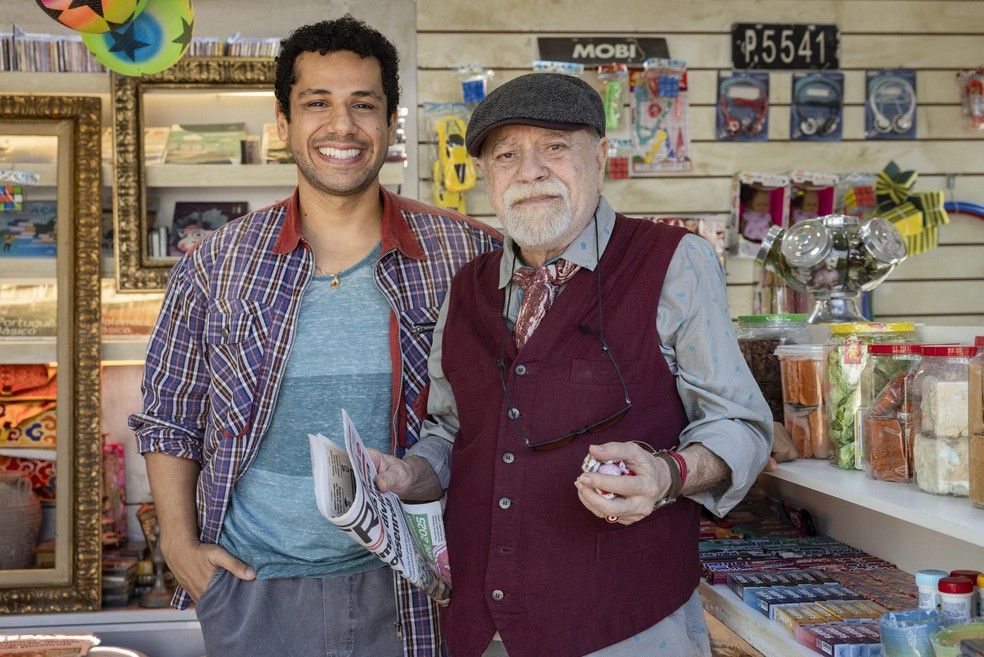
[537,37,669,65]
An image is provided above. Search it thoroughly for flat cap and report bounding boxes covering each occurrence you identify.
[465,72,606,156]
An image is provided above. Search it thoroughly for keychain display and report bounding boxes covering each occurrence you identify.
[957,68,984,129]
[865,69,917,139]
[717,71,769,141]
[532,60,584,76]
[597,64,629,130]
[791,71,844,141]
[453,65,494,104]
[631,58,692,175]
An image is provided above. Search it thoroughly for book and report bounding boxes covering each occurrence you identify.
[0,200,57,257]
[143,126,171,166]
[163,122,246,165]
[260,122,293,164]
[0,282,56,338]
[100,280,163,337]
[0,185,22,211]
[309,410,451,603]
[168,201,247,256]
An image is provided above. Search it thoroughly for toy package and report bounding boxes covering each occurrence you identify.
[789,171,839,224]
[791,71,844,141]
[631,58,692,174]
[731,172,790,258]
[421,102,477,214]
[865,69,917,140]
[717,71,769,141]
[957,67,984,129]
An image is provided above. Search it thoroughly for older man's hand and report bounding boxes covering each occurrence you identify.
[574,442,673,525]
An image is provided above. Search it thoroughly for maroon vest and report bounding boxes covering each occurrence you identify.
[440,217,698,657]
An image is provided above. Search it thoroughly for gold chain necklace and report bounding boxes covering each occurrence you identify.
[315,264,341,289]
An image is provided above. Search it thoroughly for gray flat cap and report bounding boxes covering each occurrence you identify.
[465,72,606,156]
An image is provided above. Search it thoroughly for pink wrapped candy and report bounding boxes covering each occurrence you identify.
[581,454,634,499]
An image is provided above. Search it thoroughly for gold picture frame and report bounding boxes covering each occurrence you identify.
[112,57,276,291]
[0,95,102,613]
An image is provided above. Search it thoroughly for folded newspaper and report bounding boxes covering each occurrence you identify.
[309,410,451,604]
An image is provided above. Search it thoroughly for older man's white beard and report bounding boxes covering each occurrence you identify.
[501,182,574,250]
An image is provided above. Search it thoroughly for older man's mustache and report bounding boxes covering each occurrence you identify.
[504,181,569,208]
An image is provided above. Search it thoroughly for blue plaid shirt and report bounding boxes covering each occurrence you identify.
[130,187,499,657]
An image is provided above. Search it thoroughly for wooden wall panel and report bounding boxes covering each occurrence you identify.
[415,0,984,325]
[418,1,984,34]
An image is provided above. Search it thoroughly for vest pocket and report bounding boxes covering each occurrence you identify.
[595,512,669,559]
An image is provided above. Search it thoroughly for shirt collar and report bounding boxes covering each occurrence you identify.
[498,195,616,289]
[271,186,426,261]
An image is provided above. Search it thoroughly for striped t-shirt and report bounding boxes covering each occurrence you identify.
[219,244,392,578]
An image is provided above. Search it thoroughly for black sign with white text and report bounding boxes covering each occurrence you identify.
[537,36,669,65]
[732,23,839,70]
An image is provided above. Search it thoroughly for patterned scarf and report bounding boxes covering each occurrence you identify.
[511,258,581,349]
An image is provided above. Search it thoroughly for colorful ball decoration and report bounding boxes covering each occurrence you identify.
[81,0,194,77]
[35,0,150,35]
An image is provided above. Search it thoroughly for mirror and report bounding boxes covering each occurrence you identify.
[112,57,278,291]
[0,95,102,612]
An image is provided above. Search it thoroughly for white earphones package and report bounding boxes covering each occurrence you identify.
[865,69,917,140]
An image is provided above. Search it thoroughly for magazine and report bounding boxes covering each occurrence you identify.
[0,201,57,257]
[168,201,247,256]
[309,410,451,604]
[260,122,293,164]
[163,122,246,165]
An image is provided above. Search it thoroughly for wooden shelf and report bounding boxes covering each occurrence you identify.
[765,459,984,548]
[0,257,56,279]
[0,163,112,186]
[699,582,817,657]
[144,160,406,188]
[0,71,109,94]
[0,338,148,364]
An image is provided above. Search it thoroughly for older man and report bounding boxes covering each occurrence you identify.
[377,73,772,657]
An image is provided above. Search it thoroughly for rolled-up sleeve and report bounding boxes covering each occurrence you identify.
[128,256,210,463]
[658,235,773,517]
[406,294,456,489]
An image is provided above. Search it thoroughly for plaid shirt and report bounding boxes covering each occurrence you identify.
[130,187,499,657]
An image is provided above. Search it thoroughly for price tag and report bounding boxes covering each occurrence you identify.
[732,23,839,70]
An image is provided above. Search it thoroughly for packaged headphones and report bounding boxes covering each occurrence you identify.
[791,71,844,141]
[717,71,769,141]
[865,69,917,139]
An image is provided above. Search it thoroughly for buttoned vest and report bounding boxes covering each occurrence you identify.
[440,217,698,657]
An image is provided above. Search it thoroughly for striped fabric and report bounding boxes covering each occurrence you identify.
[130,188,499,657]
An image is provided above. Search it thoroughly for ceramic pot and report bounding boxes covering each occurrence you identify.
[0,473,42,569]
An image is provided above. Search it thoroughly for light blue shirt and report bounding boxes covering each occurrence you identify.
[220,244,392,578]
[409,196,772,518]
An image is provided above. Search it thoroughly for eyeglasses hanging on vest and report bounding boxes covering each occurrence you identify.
[497,219,633,451]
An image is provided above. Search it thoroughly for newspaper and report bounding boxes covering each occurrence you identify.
[309,410,451,604]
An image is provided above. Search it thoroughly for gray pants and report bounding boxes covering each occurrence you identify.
[195,566,402,657]
[480,589,711,657]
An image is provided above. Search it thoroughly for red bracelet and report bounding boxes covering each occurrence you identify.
[666,450,688,491]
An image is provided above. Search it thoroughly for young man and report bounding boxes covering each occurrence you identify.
[129,16,498,657]
[375,73,772,656]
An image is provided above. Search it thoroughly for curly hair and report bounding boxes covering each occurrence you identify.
[275,15,400,123]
